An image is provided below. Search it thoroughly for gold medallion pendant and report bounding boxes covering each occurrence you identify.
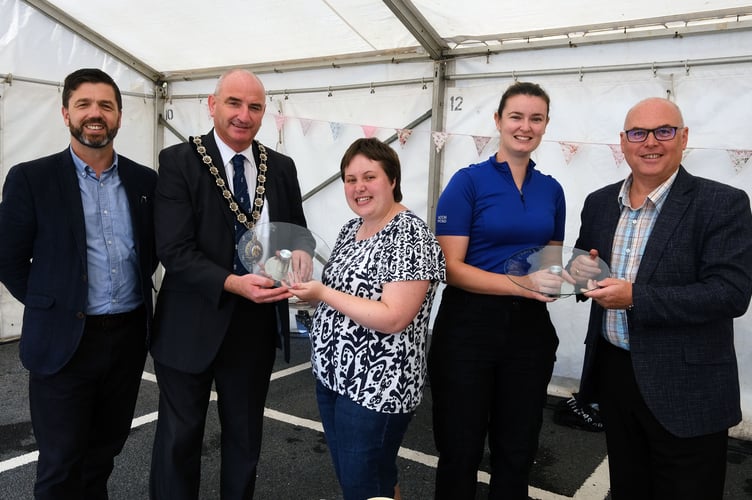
[238,229,263,271]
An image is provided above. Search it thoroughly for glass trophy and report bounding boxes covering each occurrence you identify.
[237,222,330,289]
[503,245,610,298]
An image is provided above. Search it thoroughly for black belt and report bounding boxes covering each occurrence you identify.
[85,305,145,330]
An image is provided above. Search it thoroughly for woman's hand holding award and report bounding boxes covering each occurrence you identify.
[503,245,610,298]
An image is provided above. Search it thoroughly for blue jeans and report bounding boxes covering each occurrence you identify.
[316,381,413,500]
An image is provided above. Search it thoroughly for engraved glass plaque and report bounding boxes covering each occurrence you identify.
[503,245,610,298]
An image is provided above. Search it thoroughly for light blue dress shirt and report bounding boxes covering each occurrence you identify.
[70,147,142,315]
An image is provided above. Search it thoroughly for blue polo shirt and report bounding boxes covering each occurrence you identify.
[435,155,565,274]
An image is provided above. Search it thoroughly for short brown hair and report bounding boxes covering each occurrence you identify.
[339,138,403,202]
[62,68,122,110]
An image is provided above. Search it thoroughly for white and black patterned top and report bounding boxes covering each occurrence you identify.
[310,210,446,414]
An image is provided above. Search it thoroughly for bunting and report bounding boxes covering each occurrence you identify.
[273,114,287,132]
[396,128,412,147]
[432,132,449,153]
[472,135,492,156]
[728,149,752,172]
[299,118,313,136]
[559,142,580,164]
[608,144,625,166]
[266,113,750,171]
[361,125,378,138]
[329,122,343,141]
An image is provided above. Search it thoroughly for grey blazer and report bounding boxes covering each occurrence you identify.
[575,166,752,438]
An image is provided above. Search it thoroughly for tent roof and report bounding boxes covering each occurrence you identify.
[25,0,752,81]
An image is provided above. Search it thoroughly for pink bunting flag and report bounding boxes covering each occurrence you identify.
[559,142,580,164]
[432,132,449,153]
[728,149,752,172]
[472,135,492,156]
[361,125,378,138]
[273,114,287,132]
[396,128,412,147]
[608,144,625,166]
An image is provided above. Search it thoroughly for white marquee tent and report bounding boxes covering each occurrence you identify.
[2,0,752,437]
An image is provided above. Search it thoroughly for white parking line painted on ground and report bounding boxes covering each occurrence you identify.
[0,451,38,474]
[573,457,610,500]
[529,485,571,500]
[131,411,158,428]
[270,361,311,381]
[264,408,323,433]
[398,447,437,468]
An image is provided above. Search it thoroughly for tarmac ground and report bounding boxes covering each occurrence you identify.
[2,335,751,499]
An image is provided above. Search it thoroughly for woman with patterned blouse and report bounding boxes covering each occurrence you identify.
[290,137,445,500]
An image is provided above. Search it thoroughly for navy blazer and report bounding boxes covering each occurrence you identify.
[150,132,307,372]
[0,149,158,375]
[575,166,752,437]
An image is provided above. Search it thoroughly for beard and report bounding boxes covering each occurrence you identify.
[69,120,119,149]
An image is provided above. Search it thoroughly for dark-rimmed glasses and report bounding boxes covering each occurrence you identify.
[624,126,681,143]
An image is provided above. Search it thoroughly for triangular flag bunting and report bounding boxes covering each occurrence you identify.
[361,125,378,138]
[472,135,492,156]
[396,128,412,147]
[608,144,625,166]
[559,141,580,164]
[432,132,449,153]
[274,114,287,132]
[330,122,343,141]
[299,118,313,136]
[728,149,752,172]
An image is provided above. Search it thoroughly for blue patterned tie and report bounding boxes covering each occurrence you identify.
[232,154,250,274]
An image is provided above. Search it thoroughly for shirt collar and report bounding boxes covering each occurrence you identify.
[69,145,118,178]
[488,154,536,172]
[618,169,679,212]
[213,130,254,167]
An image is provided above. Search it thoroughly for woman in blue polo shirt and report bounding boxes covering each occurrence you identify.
[429,81,565,499]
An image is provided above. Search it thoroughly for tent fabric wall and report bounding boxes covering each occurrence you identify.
[2,0,752,438]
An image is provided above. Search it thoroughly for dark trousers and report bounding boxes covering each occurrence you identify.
[30,306,147,500]
[428,287,558,500]
[596,337,728,500]
[149,302,277,500]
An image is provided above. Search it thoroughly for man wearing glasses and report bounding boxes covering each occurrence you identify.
[570,97,752,499]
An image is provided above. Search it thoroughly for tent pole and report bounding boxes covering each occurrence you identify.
[426,61,447,233]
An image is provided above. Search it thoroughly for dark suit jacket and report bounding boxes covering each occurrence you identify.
[575,166,752,437]
[0,148,158,375]
[150,131,307,372]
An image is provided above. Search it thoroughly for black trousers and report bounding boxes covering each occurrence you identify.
[150,301,277,500]
[596,336,728,500]
[428,287,558,500]
[30,306,147,500]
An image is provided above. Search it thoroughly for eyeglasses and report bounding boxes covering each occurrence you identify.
[624,126,681,143]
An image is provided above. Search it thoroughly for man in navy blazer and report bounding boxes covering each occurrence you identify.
[572,97,752,499]
[149,69,309,499]
[0,68,157,498]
